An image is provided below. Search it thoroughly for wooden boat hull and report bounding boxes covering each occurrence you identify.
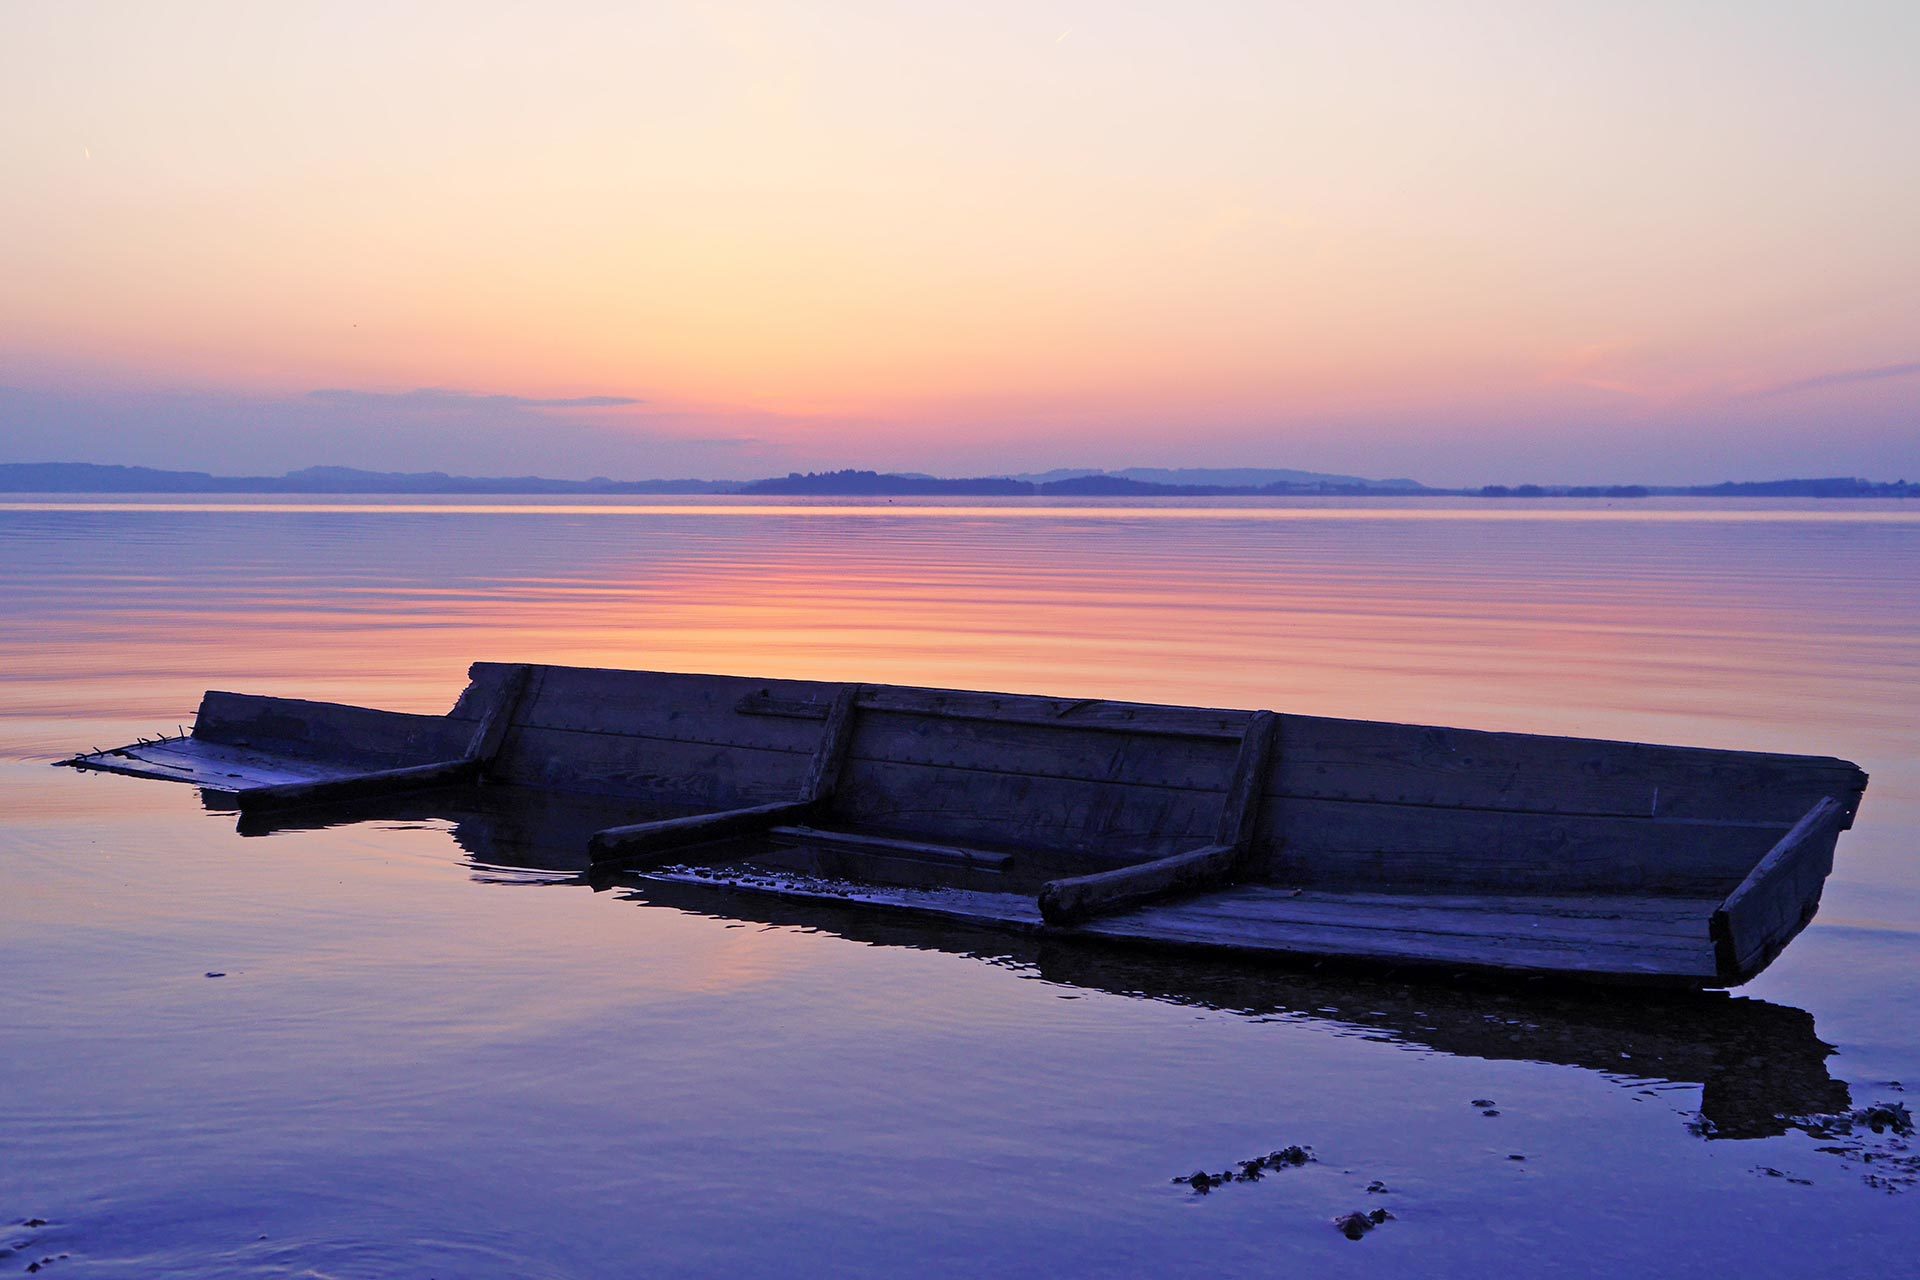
[63,661,1869,987]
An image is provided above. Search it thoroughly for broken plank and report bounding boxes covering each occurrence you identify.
[194,691,472,766]
[463,663,532,768]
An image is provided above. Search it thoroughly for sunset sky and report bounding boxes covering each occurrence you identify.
[3,1,1916,484]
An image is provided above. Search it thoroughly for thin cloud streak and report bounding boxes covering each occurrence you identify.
[308,388,643,410]
[1756,360,1920,398]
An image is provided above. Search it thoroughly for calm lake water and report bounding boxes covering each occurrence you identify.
[3,495,1917,1276]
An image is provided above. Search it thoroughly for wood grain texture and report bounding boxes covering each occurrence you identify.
[1268,714,1864,823]
[1254,797,1787,896]
[636,869,1721,982]
[831,756,1220,861]
[463,663,532,768]
[802,684,861,803]
[738,683,1252,741]
[1036,711,1281,923]
[494,724,810,810]
[194,691,472,766]
[61,736,371,790]
[68,663,1868,985]
[1711,796,1849,981]
[845,707,1237,792]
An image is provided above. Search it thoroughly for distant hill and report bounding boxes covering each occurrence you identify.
[1476,477,1917,499]
[1012,466,1426,491]
[2,461,1912,499]
[748,469,1448,497]
[739,470,1030,496]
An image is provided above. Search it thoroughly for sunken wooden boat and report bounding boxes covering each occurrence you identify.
[64,662,1868,987]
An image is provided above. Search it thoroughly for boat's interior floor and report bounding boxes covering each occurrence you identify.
[636,863,1724,981]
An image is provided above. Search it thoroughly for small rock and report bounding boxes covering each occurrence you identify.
[1857,1102,1914,1136]
[1334,1211,1374,1241]
[205,972,226,979]
[1366,1180,1388,1194]
[22,1220,47,1228]
[1471,1098,1495,1107]
[1482,1109,1501,1117]
[1368,1208,1394,1225]
[1507,1154,1526,1161]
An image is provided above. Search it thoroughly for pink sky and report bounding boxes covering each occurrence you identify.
[3,2,1916,484]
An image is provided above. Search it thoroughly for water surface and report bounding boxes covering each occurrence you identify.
[4,496,1916,1275]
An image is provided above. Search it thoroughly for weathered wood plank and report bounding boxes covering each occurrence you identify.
[513,666,835,753]
[463,663,532,767]
[1037,711,1280,924]
[234,758,479,812]
[1269,714,1865,824]
[1217,711,1278,851]
[767,826,1012,869]
[846,708,1238,793]
[1254,797,1785,895]
[802,685,861,804]
[62,737,369,790]
[588,799,818,869]
[635,869,1719,980]
[194,692,472,766]
[1711,796,1849,981]
[1089,898,1717,978]
[738,684,1252,741]
[1160,886,1717,947]
[640,866,1047,931]
[832,757,1220,860]
[1038,843,1240,924]
[493,723,811,809]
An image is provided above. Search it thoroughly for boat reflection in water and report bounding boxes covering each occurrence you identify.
[229,784,1851,1144]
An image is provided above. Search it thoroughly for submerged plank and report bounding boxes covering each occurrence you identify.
[61,737,370,790]
[1084,894,1718,979]
[235,758,479,812]
[636,867,1721,981]
[1038,843,1241,924]
[588,799,817,869]
[767,826,1012,869]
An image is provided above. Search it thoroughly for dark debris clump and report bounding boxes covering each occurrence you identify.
[1172,1145,1315,1194]
[1777,1100,1918,1193]
[1334,1208,1395,1240]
